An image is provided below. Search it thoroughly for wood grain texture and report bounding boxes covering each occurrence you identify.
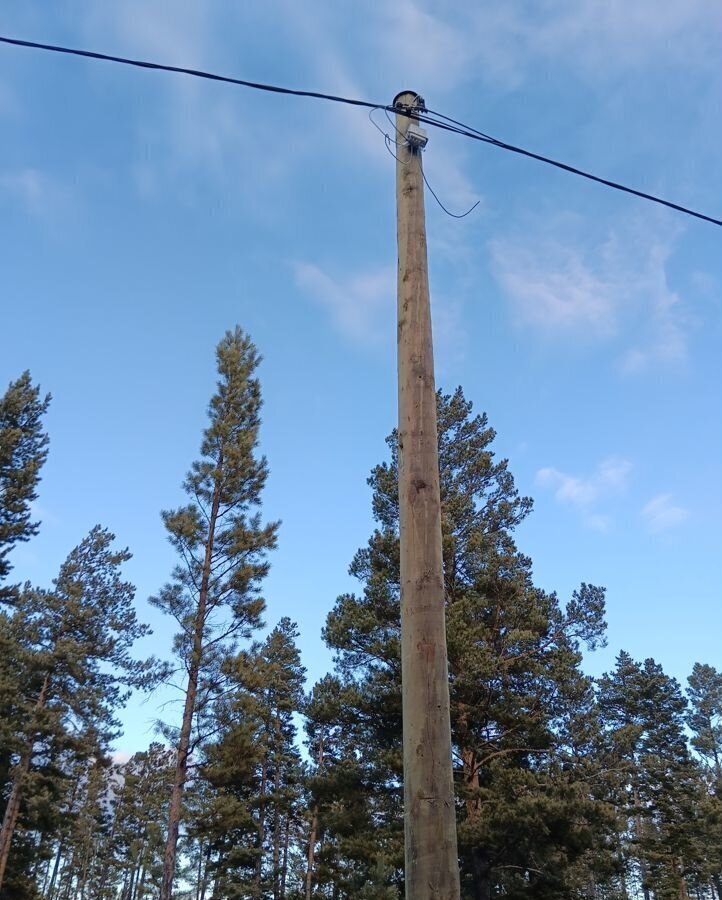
[395,91,461,900]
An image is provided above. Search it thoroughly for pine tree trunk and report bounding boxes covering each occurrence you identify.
[60,857,75,900]
[40,848,53,895]
[617,826,630,900]
[159,627,201,899]
[160,472,223,900]
[470,848,492,900]
[77,850,89,900]
[0,672,50,889]
[305,735,323,900]
[45,840,64,899]
[97,857,112,900]
[588,873,598,899]
[713,874,722,900]
[305,731,323,900]
[119,868,131,900]
[280,814,290,900]
[462,747,490,900]
[272,762,282,900]
[619,866,630,900]
[675,858,689,900]
[32,830,47,878]
[195,839,204,900]
[128,854,142,900]
[136,863,148,900]
[632,785,651,900]
[198,844,211,900]
[305,807,319,900]
[256,757,268,892]
[131,820,150,900]
[710,727,721,780]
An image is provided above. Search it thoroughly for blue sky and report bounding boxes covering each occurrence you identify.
[1,1,720,755]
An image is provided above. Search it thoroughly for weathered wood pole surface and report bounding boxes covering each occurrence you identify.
[395,90,461,900]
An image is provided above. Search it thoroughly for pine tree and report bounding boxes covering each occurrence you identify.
[0,372,50,599]
[597,653,703,900]
[686,664,722,898]
[108,744,175,900]
[153,328,278,900]
[687,665,722,779]
[0,373,50,825]
[303,674,401,899]
[317,388,608,899]
[0,373,51,899]
[0,526,156,893]
[51,752,115,900]
[197,618,305,899]
[40,754,98,900]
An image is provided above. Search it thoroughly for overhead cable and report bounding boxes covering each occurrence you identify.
[1,34,720,227]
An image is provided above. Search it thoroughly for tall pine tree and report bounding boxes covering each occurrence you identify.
[686,664,722,897]
[687,664,722,779]
[0,527,156,895]
[314,388,607,899]
[153,327,278,900]
[597,653,704,900]
[0,372,50,599]
[109,744,176,900]
[198,617,306,899]
[0,372,50,883]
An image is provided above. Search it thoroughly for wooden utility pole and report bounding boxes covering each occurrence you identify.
[394,91,461,900]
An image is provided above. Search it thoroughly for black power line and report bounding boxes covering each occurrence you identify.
[418,109,722,227]
[0,35,389,111]
[1,34,720,228]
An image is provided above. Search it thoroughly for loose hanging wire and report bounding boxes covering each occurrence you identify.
[370,107,481,218]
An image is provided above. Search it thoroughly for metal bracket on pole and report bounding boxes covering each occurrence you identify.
[393,92,428,150]
[392,90,426,112]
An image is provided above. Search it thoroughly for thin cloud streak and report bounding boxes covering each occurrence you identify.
[536,455,632,530]
[293,261,395,345]
[490,217,691,373]
[641,494,689,533]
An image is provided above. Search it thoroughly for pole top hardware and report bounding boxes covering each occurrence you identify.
[392,91,426,112]
[393,92,428,150]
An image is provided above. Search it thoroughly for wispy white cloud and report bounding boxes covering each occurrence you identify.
[490,234,618,336]
[28,500,58,526]
[641,493,688,532]
[377,0,475,94]
[618,243,688,373]
[293,261,394,345]
[536,455,632,529]
[278,0,717,102]
[0,168,69,221]
[490,217,691,373]
[529,0,716,76]
[448,0,717,90]
[81,1,295,199]
[423,140,484,255]
[263,0,483,206]
[83,0,210,67]
[276,10,388,164]
[294,260,468,365]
